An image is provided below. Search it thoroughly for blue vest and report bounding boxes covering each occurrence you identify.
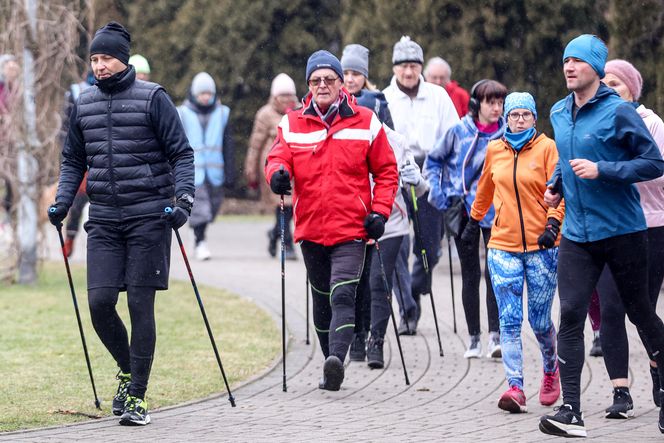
[178,104,229,186]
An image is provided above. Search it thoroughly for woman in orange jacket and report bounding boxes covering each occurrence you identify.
[462,92,564,413]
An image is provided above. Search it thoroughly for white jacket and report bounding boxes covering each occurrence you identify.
[637,105,664,228]
[383,76,460,160]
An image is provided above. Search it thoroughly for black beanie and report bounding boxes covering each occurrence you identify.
[89,21,131,65]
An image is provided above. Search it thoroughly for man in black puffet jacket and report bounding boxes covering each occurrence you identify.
[48,21,194,427]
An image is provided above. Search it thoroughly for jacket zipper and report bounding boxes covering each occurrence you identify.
[512,151,528,252]
[107,96,120,209]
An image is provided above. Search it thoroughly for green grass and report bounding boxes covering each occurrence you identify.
[0,262,279,432]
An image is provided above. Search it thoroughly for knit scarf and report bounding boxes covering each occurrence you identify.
[504,127,536,152]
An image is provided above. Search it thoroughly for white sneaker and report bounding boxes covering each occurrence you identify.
[195,241,211,261]
[464,334,482,359]
[487,332,501,359]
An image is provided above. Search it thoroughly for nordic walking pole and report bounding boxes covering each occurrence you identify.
[447,236,457,334]
[392,260,411,335]
[305,273,310,345]
[279,165,287,392]
[166,209,236,407]
[409,182,444,357]
[52,222,101,410]
[374,242,410,385]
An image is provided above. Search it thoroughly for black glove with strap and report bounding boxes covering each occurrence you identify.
[537,218,561,249]
[270,167,292,195]
[460,217,480,244]
[48,202,68,227]
[364,212,387,240]
[163,194,193,229]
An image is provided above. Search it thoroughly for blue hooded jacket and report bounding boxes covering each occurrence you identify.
[550,83,664,242]
[425,114,505,228]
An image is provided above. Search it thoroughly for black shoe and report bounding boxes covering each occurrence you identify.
[539,404,586,438]
[589,334,603,357]
[119,395,151,426]
[605,387,634,419]
[318,356,344,391]
[267,230,277,257]
[367,336,384,369]
[112,371,131,416]
[651,366,661,407]
[349,331,367,362]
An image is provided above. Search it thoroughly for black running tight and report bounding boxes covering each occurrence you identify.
[88,286,156,399]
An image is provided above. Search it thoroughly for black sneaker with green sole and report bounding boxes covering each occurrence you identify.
[119,395,151,426]
[112,372,131,416]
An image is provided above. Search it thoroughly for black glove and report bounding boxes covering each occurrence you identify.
[163,195,192,230]
[460,218,480,244]
[363,212,386,240]
[270,167,291,195]
[47,202,68,227]
[537,218,561,249]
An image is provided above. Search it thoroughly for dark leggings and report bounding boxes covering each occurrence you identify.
[598,226,664,380]
[370,236,403,339]
[454,223,499,336]
[302,240,365,361]
[557,232,664,412]
[354,243,373,334]
[88,286,156,399]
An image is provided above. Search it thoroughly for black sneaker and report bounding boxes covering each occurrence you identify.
[119,395,150,426]
[112,371,131,416]
[651,366,661,407]
[605,387,634,419]
[589,334,603,357]
[349,331,367,362]
[539,404,586,438]
[318,356,344,391]
[367,336,384,369]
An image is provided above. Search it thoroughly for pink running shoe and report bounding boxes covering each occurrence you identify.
[540,367,561,406]
[498,386,527,413]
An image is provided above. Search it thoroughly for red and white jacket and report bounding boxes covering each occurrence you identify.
[265,89,398,246]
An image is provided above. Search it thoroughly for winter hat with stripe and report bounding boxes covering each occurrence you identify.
[341,44,369,78]
[392,36,423,65]
[604,59,643,101]
[89,21,131,65]
[306,50,343,81]
[562,34,608,78]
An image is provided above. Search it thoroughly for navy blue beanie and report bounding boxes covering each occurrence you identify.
[563,34,608,78]
[305,50,343,81]
[89,22,131,65]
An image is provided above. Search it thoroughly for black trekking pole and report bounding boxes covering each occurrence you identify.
[305,273,310,345]
[279,166,287,392]
[409,184,444,357]
[166,209,236,407]
[374,242,410,385]
[52,222,101,410]
[392,259,411,335]
[447,235,458,334]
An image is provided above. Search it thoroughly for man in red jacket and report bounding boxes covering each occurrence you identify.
[424,56,470,118]
[265,50,398,391]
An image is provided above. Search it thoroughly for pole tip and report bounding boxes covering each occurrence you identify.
[95,399,102,410]
[229,396,236,407]
[439,351,444,357]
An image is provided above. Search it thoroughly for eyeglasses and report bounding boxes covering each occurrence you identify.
[308,76,339,87]
[507,111,534,121]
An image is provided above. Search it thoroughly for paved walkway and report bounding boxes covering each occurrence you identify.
[4,216,663,441]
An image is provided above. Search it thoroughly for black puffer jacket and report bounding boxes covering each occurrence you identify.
[57,66,195,221]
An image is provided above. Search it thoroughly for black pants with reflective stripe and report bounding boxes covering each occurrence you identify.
[557,232,664,412]
[302,240,366,361]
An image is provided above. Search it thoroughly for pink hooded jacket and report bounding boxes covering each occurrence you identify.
[637,104,664,228]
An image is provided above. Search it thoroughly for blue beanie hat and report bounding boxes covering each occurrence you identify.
[305,50,343,81]
[504,92,537,120]
[562,34,608,78]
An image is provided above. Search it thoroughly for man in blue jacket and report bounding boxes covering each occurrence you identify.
[48,22,195,427]
[539,34,664,438]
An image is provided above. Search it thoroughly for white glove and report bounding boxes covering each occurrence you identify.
[400,162,422,186]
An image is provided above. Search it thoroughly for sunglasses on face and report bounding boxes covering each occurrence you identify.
[308,76,339,87]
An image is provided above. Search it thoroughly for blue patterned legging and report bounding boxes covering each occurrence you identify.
[487,248,559,389]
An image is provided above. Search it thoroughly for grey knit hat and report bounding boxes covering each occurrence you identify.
[341,44,369,78]
[392,36,423,65]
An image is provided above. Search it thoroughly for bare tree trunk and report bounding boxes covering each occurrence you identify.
[17,0,39,284]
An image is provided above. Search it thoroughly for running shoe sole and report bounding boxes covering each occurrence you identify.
[498,396,527,413]
[605,408,634,419]
[539,418,587,438]
[320,356,344,391]
[119,414,151,426]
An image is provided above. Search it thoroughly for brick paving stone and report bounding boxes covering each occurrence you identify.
[3,218,663,442]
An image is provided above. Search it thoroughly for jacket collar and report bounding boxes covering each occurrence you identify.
[96,65,135,94]
[564,82,618,115]
[301,87,356,121]
[461,114,506,139]
[388,75,427,100]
